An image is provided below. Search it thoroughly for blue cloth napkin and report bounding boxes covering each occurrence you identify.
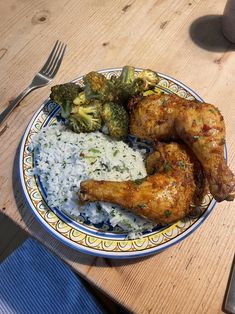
[0,238,104,314]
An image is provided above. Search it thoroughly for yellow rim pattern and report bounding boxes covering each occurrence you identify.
[21,69,213,257]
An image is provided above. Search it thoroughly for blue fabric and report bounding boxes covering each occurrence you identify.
[0,238,104,314]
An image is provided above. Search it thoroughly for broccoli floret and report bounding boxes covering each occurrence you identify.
[83,67,160,106]
[137,69,160,91]
[126,77,146,95]
[50,83,83,118]
[83,71,114,102]
[73,91,87,106]
[118,65,135,84]
[102,102,129,139]
[49,67,160,137]
[50,83,83,104]
[68,100,102,133]
[112,66,160,104]
[112,66,142,103]
[50,83,102,133]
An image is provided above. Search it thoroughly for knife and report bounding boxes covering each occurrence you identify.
[224,254,235,313]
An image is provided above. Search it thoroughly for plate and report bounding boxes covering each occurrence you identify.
[19,68,219,258]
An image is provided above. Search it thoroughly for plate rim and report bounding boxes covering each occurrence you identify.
[19,67,220,258]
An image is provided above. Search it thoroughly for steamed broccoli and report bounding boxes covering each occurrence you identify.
[102,102,129,139]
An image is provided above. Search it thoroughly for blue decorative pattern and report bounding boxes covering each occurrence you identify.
[19,68,221,258]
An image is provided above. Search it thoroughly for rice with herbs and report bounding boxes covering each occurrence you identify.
[31,124,156,238]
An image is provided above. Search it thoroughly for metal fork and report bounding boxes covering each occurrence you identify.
[0,40,66,125]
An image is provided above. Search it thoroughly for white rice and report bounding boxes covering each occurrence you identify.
[30,124,156,238]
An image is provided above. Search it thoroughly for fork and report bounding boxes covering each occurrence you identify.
[0,40,66,125]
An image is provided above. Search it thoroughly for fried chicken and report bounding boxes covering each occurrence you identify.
[128,94,235,202]
[79,143,205,225]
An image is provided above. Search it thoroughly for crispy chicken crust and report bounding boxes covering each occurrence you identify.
[79,143,205,225]
[128,94,235,202]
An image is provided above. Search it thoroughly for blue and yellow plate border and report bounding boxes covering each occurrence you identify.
[19,68,220,258]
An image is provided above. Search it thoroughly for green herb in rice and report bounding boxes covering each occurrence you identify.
[31,124,155,239]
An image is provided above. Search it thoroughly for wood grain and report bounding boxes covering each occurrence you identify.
[0,0,234,313]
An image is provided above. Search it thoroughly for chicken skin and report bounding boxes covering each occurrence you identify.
[79,143,205,225]
[128,94,235,202]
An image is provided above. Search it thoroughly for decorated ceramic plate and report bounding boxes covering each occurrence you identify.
[19,68,220,258]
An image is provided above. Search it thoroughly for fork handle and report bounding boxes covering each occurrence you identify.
[0,85,34,125]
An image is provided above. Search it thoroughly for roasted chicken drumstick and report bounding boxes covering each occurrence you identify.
[128,94,235,202]
[79,143,205,225]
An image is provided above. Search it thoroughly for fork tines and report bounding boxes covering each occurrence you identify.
[39,40,67,78]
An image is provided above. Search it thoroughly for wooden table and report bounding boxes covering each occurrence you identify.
[1,0,235,313]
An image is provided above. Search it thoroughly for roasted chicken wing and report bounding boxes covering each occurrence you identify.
[128,94,235,202]
[79,143,205,225]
